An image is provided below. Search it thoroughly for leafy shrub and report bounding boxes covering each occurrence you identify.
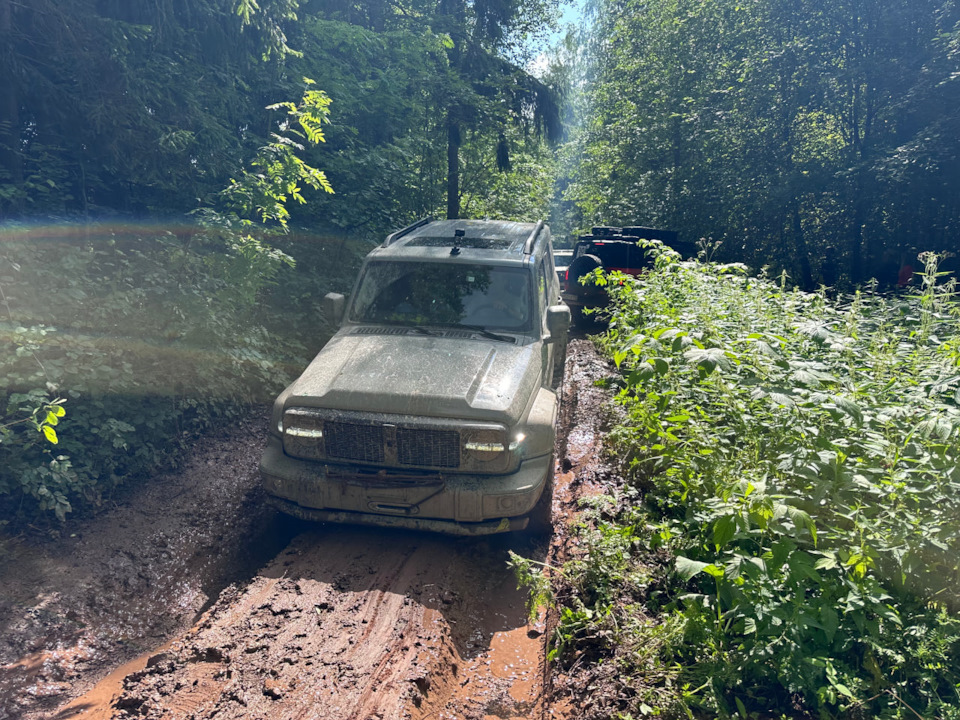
[556,247,960,718]
[0,223,363,523]
[0,82,359,523]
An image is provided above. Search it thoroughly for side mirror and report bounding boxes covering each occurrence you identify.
[545,304,571,342]
[322,292,346,328]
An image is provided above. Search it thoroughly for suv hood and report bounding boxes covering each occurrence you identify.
[284,332,541,425]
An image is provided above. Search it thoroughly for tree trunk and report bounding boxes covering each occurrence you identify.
[848,195,865,284]
[446,117,460,219]
[0,0,22,194]
[793,203,814,289]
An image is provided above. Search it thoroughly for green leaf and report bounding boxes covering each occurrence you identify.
[702,563,725,578]
[650,357,670,374]
[820,605,839,643]
[42,426,59,444]
[713,514,737,549]
[675,556,710,581]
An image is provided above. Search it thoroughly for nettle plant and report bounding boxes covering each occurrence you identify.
[571,247,960,718]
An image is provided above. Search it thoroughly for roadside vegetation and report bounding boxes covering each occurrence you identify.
[0,84,362,524]
[544,246,960,718]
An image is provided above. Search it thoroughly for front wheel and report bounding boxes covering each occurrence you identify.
[525,455,555,536]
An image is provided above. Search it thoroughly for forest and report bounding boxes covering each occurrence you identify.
[2,0,959,718]
[1,0,958,277]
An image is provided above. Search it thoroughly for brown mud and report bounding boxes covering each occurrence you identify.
[0,339,615,720]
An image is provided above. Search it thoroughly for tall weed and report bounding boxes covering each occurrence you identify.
[564,248,960,718]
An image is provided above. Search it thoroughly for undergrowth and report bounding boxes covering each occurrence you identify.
[0,226,363,523]
[0,81,362,525]
[545,247,960,718]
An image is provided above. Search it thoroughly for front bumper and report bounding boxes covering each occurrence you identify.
[259,436,552,535]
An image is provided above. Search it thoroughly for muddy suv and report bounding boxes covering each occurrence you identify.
[562,226,687,323]
[260,219,570,535]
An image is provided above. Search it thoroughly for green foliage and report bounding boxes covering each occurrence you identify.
[279,19,453,232]
[554,247,960,718]
[507,550,557,621]
[0,0,311,219]
[233,0,302,59]
[0,79,348,523]
[0,0,563,233]
[220,79,334,229]
[0,385,73,520]
[0,222,360,523]
[561,0,960,286]
[459,126,558,221]
[279,10,563,232]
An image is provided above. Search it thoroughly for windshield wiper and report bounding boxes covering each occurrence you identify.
[452,324,515,343]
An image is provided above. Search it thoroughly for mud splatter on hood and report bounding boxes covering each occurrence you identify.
[284,333,542,424]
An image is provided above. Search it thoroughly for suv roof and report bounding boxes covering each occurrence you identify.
[575,225,696,258]
[370,219,548,265]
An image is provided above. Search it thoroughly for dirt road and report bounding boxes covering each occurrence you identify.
[0,339,611,720]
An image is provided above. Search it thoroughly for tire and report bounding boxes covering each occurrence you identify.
[550,336,568,391]
[525,455,555,536]
[569,303,591,328]
[566,254,602,290]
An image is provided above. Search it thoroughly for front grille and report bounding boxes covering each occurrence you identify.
[397,428,460,468]
[324,422,385,463]
[284,408,508,472]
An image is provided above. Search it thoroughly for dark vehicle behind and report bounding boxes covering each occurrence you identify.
[561,226,693,324]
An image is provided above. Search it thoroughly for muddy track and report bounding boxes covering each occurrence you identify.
[0,339,613,720]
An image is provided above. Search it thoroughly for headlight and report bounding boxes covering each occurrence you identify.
[270,399,285,437]
[463,430,525,474]
[463,428,507,460]
[465,441,505,452]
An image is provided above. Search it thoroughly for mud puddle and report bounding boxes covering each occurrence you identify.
[100,528,550,720]
[0,412,300,720]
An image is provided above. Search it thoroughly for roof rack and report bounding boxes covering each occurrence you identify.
[382,217,433,247]
[591,226,623,236]
[622,226,679,243]
[522,220,545,255]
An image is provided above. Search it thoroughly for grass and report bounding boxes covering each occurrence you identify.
[542,247,960,719]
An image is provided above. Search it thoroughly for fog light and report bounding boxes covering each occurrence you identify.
[286,427,324,438]
[465,441,505,452]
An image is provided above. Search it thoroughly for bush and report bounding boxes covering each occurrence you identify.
[0,223,360,522]
[555,247,960,718]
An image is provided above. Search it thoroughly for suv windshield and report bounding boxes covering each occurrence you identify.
[350,261,533,332]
